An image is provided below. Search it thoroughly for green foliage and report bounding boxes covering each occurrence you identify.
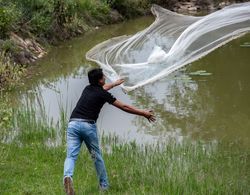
[30,12,52,34]
[0,0,102,38]
[58,0,111,25]
[0,39,16,53]
[0,98,12,129]
[0,0,156,39]
[0,52,25,90]
[107,0,150,18]
[13,0,54,34]
[12,104,56,145]
[83,0,110,16]
[0,1,21,38]
[11,0,54,19]
[1,0,249,39]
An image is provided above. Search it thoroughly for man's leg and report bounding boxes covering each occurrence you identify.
[82,123,109,189]
[63,121,82,179]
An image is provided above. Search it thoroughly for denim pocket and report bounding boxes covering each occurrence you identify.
[82,121,95,129]
[68,121,79,128]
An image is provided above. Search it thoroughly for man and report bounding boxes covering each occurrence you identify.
[63,68,155,194]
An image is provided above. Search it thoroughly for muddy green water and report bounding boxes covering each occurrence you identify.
[6,16,250,148]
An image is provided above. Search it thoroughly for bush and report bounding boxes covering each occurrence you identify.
[0,2,21,38]
[0,52,25,90]
[30,12,52,34]
[11,0,54,19]
[0,40,17,53]
[107,0,149,18]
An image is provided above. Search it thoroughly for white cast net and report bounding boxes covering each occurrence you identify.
[86,3,250,91]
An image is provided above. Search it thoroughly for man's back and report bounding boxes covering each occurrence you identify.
[70,84,116,121]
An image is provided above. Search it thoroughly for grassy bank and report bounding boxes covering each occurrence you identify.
[0,52,26,90]
[0,101,249,194]
[0,0,149,90]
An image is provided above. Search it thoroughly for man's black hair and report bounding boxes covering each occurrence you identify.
[88,68,104,85]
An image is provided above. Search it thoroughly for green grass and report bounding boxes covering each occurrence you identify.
[0,102,249,194]
[0,52,26,91]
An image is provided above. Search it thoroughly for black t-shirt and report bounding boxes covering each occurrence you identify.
[70,84,116,121]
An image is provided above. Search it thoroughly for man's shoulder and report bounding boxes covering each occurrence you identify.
[84,84,114,96]
[84,84,96,92]
[85,85,105,94]
[85,84,91,89]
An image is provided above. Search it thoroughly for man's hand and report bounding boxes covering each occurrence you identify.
[103,78,124,91]
[143,110,156,123]
[113,100,156,123]
[114,78,125,87]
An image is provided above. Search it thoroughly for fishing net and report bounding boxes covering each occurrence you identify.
[86,3,250,91]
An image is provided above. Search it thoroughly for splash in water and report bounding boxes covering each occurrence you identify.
[86,3,250,91]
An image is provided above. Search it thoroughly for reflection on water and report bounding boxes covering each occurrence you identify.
[5,16,250,149]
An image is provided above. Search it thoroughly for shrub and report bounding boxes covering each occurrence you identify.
[107,0,149,18]
[0,52,25,90]
[0,1,21,38]
[30,12,52,34]
[0,40,17,53]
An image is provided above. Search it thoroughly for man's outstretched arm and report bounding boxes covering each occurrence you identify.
[103,79,124,91]
[112,100,156,122]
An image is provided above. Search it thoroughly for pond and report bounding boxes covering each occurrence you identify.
[6,16,250,149]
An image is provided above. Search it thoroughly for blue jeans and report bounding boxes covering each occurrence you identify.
[63,120,109,187]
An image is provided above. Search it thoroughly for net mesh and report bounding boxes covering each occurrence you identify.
[86,3,250,91]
